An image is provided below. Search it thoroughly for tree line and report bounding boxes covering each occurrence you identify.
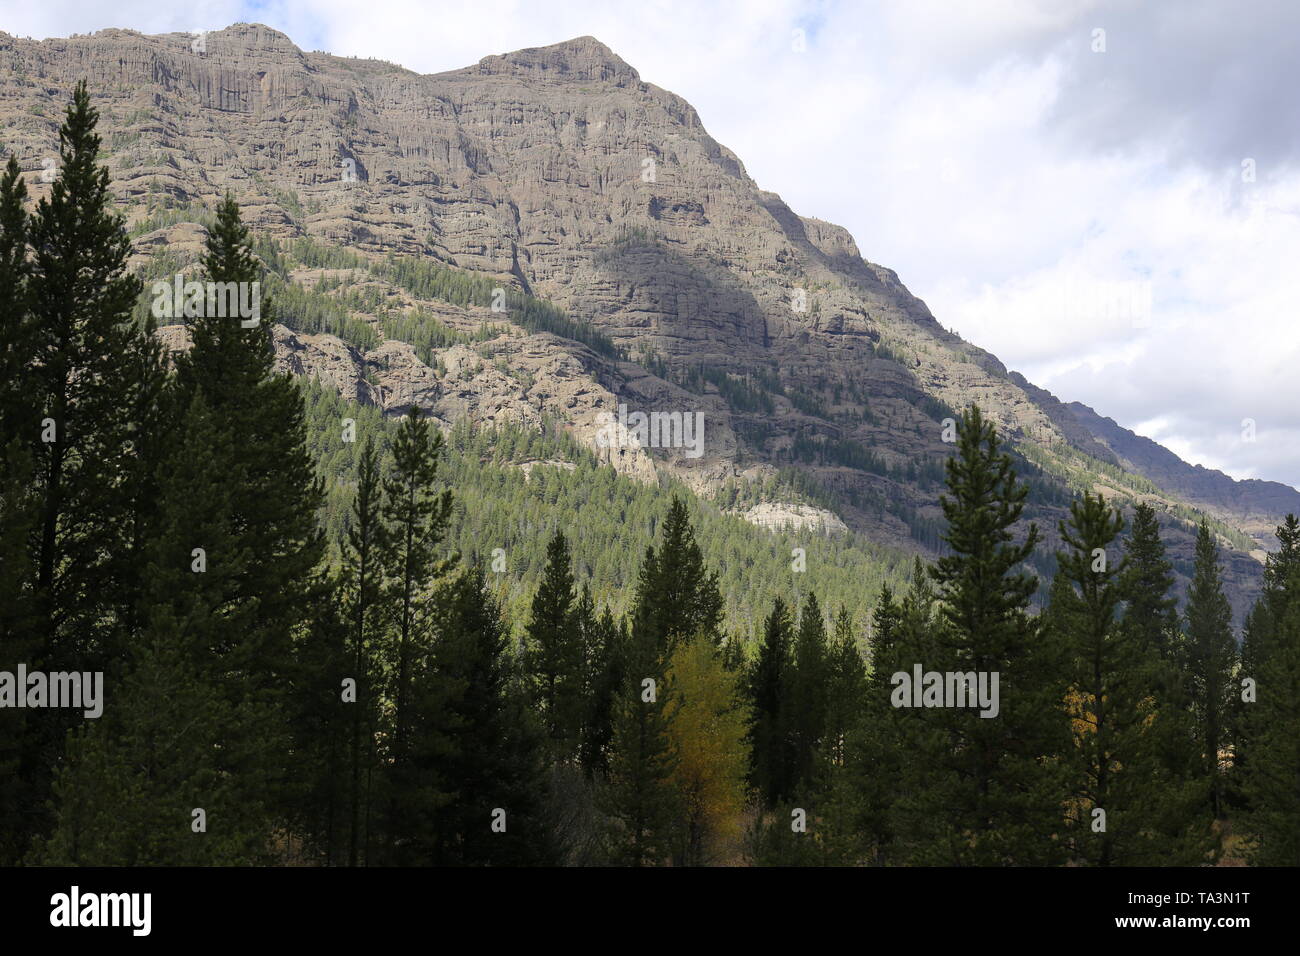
[1,85,1297,866]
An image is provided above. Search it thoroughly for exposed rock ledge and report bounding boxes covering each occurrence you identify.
[736,502,849,535]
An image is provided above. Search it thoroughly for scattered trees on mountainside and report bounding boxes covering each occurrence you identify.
[3,83,1298,867]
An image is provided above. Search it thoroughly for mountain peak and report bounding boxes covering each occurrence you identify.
[471,35,640,86]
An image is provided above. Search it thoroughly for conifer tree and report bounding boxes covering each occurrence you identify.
[0,152,38,864]
[1119,503,1198,780]
[1234,514,1300,800]
[891,405,1064,865]
[823,605,867,770]
[23,85,160,845]
[1240,517,1300,863]
[438,565,555,865]
[748,596,795,807]
[1120,503,1182,662]
[36,608,275,865]
[631,497,723,654]
[377,406,455,863]
[579,594,622,778]
[28,82,150,668]
[0,153,35,446]
[287,576,351,863]
[605,620,679,866]
[1051,492,1211,865]
[1184,521,1237,818]
[788,592,829,791]
[525,530,583,750]
[341,435,384,866]
[171,193,324,690]
[43,394,280,863]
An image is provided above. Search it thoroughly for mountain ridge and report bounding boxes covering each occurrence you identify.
[0,23,1280,622]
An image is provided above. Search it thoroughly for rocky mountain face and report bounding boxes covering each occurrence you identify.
[1064,400,1300,551]
[0,23,1283,622]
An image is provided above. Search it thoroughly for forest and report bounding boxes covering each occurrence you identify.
[1,84,1297,867]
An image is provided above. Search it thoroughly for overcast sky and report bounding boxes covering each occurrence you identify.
[7,0,1299,489]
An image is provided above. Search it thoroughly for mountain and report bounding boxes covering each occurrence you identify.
[0,23,1281,623]
[1064,399,1300,552]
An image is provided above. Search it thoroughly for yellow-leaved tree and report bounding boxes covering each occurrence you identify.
[665,636,752,865]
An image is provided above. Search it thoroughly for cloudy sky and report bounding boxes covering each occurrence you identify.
[7,0,1299,488]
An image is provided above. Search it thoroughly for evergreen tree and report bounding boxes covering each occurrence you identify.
[0,152,38,863]
[604,622,680,866]
[788,592,830,792]
[171,193,324,691]
[43,394,280,863]
[341,435,384,866]
[1120,503,1182,662]
[1234,514,1300,802]
[631,497,723,654]
[1119,502,1199,782]
[823,605,867,771]
[1184,521,1237,818]
[525,530,583,751]
[0,441,37,864]
[28,82,149,669]
[0,152,35,446]
[286,575,351,863]
[1051,492,1212,865]
[377,406,455,863]
[891,405,1064,865]
[1240,518,1300,863]
[36,609,274,865]
[748,596,795,807]
[579,594,622,778]
[437,565,555,865]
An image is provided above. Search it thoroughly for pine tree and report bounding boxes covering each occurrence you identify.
[437,565,555,865]
[1240,517,1300,863]
[823,605,867,771]
[42,394,280,863]
[171,193,324,691]
[36,609,275,865]
[377,406,455,863]
[0,152,35,446]
[891,405,1064,865]
[286,575,351,863]
[0,441,37,864]
[1051,492,1212,865]
[788,592,829,792]
[605,622,680,866]
[525,530,583,751]
[341,435,384,866]
[748,596,795,807]
[29,82,147,667]
[0,151,38,864]
[22,85,159,847]
[578,593,622,778]
[1234,514,1300,803]
[1119,503,1199,782]
[1185,521,1237,818]
[631,497,723,654]
[1120,503,1182,661]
